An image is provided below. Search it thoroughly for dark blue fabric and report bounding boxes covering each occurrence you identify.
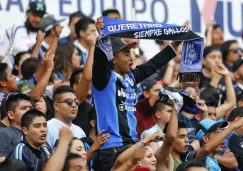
[92,71,137,149]
[56,72,64,82]
[178,113,198,143]
[59,36,71,44]
[9,141,49,171]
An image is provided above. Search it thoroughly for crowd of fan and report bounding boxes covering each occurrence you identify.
[0,1,243,171]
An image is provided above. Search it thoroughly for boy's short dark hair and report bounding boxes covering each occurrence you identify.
[12,51,30,75]
[69,11,86,24]
[102,9,120,17]
[75,17,95,39]
[228,107,243,122]
[203,45,221,59]
[200,86,219,107]
[6,93,32,112]
[0,63,8,83]
[205,24,222,37]
[62,153,83,171]
[21,109,45,128]
[176,159,206,171]
[21,57,41,80]
[53,86,75,102]
[178,120,187,129]
[70,68,84,88]
[153,101,166,117]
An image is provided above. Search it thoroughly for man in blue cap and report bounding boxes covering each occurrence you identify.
[186,118,243,171]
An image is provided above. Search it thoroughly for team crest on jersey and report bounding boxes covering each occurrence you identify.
[119,103,125,111]
[127,78,134,86]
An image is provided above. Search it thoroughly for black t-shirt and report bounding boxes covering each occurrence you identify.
[0,126,23,156]
[228,132,243,171]
[9,141,50,171]
[72,101,96,135]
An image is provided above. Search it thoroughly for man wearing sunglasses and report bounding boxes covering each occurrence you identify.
[47,86,86,150]
[221,40,243,72]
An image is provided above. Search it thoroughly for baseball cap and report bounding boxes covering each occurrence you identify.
[111,38,137,55]
[195,118,228,141]
[17,81,35,95]
[141,77,158,91]
[27,0,46,14]
[232,57,243,72]
[39,15,65,33]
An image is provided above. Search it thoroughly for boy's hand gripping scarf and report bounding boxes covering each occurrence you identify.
[98,17,204,82]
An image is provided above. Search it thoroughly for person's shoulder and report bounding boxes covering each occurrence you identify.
[0,127,10,135]
[0,126,15,133]
[11,24,26,34]
[71,124,86,136]
[72,123,83,130]
[230,132,243,142]
[47,118,60,127]
[185,149,198,161]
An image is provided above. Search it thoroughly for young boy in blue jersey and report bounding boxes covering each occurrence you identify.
[92,18,181,171]
[186,117,243,171]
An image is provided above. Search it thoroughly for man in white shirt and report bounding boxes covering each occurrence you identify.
[47,86,86,150]
[74,17,97,65]
[0,1,46,67]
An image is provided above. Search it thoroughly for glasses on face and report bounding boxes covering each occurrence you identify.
[56,98,80,106]
[229,48,243,53]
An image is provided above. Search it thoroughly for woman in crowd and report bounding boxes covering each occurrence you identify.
[54,43,81,82]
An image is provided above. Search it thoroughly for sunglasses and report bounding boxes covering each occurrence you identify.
[56,98,80,106]
[229,48,243,53]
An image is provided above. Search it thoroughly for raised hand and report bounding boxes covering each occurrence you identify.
[213,63,229,76]
[87,35,97,48]
[36,31,45,43]
[207,20,216,32]
[183,20,190,28]
[42,51,54,72]
[146,131,165,143]
[92,130,110,151]
[223,150,234,158]
[196,99,208,113]
[54,24,63,37]
[96,18,104,34]
[59,127,73,143]
[230,117,243,130]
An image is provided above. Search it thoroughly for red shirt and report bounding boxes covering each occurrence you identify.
[136,98,156,139]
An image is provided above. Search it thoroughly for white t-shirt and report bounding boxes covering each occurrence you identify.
[0,24,37,68]
[141,124,164,147]
[47,118,86,150]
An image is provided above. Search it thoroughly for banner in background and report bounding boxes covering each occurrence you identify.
[0,0,242,57]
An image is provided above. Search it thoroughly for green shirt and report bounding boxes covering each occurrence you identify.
[173,157,181,171]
